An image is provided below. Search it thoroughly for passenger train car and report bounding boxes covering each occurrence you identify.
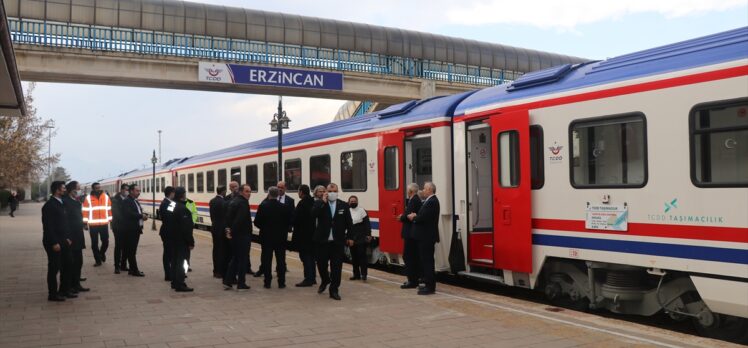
[107,28,747,341]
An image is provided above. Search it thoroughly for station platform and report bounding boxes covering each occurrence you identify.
[0,203,737,348]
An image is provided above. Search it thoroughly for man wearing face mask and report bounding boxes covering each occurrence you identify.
[312,183,352,300]
[82,183,112,267]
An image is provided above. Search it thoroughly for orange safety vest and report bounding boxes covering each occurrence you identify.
[82,192,112,226]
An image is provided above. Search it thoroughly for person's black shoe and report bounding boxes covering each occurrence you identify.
[401,282,418,289]
[69,288,79,294]
[223,282,233,290]
[48,294,66,302]
[101,254,106,262]
[75,286,90,292]
[175,286,194,292]
[63,292,78,299]
[278,283,286,289]
[329,293,341,301]
[164,276,172,282]
[253,272,263,278]
[93,262,102,267]
[129,271,145,277]
[317,281,329,294]
[349,276,361,281]
[213,273,222,279]
[121,266,129,272]
[236,284,250,291]
[188,268,193,272]
[79,277,86,282]
[114,268,120,274]
[295,280,314,287]
[417,288,435,295]
[362,275,367,282]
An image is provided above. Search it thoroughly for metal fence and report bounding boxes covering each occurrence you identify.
[8,18,520,86]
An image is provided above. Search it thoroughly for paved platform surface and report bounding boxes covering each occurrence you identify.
[0,203,739,348]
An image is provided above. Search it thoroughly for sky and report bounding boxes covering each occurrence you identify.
[28,0,748,183]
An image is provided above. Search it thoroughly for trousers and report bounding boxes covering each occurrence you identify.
[89,225,109,263]
[316,241,344,294]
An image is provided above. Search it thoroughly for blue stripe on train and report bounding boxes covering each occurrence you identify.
[532,234,748,265]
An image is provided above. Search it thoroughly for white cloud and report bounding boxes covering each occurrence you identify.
[446,0,746,30]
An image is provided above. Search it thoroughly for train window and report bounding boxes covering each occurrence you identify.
[155,177,160,192]
[231,167,241,183]
[284,159,302,191]
[310,155,331,189]
[187,173,194,193]
[206,171,215,192]
[691,99,748,187]
[384,147,399,190]
[161,178,165,192]
[263,162,278,191]
[196,172,204,193]
[498,131,520,188]
[179,175,185,188]
[341,150,367,191]
[217,169,227,188]
[246,165,258,192]
[530,125,544,189]
[570,113,647,188]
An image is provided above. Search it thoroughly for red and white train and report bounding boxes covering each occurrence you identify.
[98,28,748,341]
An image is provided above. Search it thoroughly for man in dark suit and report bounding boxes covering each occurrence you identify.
[158,186,175,280]
[42,181,73,301]
[63,181,90,293]
[292,185,316,287]
[122,184,147,277]
[312,183,352,301]
[227,180,254,276]
[223,184,252,290]
[408,182,440,295]
[254,180,294,279]
[111,184,130,274]
[168,187,196,292]
[254,186,292,289]
[399,183,423,289]
[209,186,228,279]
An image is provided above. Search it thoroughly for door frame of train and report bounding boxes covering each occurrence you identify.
[489,110,533,273]
[378,131,406,254]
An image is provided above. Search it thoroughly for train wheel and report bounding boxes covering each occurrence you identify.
[693,312,748,343]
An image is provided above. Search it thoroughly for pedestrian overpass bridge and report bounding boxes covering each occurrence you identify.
[4,0,586,105]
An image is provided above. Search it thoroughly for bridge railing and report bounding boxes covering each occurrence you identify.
[8,18,519,86]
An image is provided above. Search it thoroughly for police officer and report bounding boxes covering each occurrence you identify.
[168,187,195,292]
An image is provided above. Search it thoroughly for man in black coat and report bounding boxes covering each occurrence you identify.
[227,180,254,276]
[42,181,73,301]
[407,182,440,295]
[63,181,90,293]
[209,186,228,279]
[121,184,147,277]
[254,186,292,288]
[292,185,316,287]
[158,186,175,280]
[111,184,130,274]
[168,187,196,292]
[399,183,423,289]
[223,184,252,290]
[8,191,18,217]
[254,180,294,279]
[312,183,352,301]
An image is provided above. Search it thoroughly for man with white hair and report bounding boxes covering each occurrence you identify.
[399,183,423,289]
[312,183,352,300]
[407,182,440,295]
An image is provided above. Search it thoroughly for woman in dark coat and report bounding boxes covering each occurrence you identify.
[346,196,371,281]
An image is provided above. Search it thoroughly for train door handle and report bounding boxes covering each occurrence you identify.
[502,206,511,225]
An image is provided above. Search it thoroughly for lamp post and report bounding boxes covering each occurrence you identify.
[269,96,291,182]
[151,150,158,231]
[42,124,54,199]
[157,130,162,164]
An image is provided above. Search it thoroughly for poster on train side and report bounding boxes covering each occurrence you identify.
[198,62,343,91]
[585,204,628,231]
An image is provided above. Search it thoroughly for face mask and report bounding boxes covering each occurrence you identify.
[327,192,338,201]
[350,203,358,209]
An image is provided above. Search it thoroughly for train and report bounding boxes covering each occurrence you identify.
[94,27,748,341]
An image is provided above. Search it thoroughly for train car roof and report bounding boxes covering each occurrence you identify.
[455,26,748,116]
[173,90,477,168]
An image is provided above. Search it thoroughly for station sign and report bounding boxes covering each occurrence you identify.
[198,62,343,91]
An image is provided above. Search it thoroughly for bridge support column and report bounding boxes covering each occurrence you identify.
[420,80,436,99]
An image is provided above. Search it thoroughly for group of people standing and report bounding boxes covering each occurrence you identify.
[41,181,148,301]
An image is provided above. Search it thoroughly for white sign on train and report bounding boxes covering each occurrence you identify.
[585,204,628,231]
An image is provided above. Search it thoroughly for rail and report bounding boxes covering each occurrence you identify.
[8,18,519,87]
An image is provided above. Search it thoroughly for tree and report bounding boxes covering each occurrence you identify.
[0,83,59,190]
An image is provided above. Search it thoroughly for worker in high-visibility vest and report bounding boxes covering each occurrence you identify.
[184,197,198,272]
[82,182,112,266]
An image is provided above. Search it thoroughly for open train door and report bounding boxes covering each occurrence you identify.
[489,110,532,273]
[377,131,405,254]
